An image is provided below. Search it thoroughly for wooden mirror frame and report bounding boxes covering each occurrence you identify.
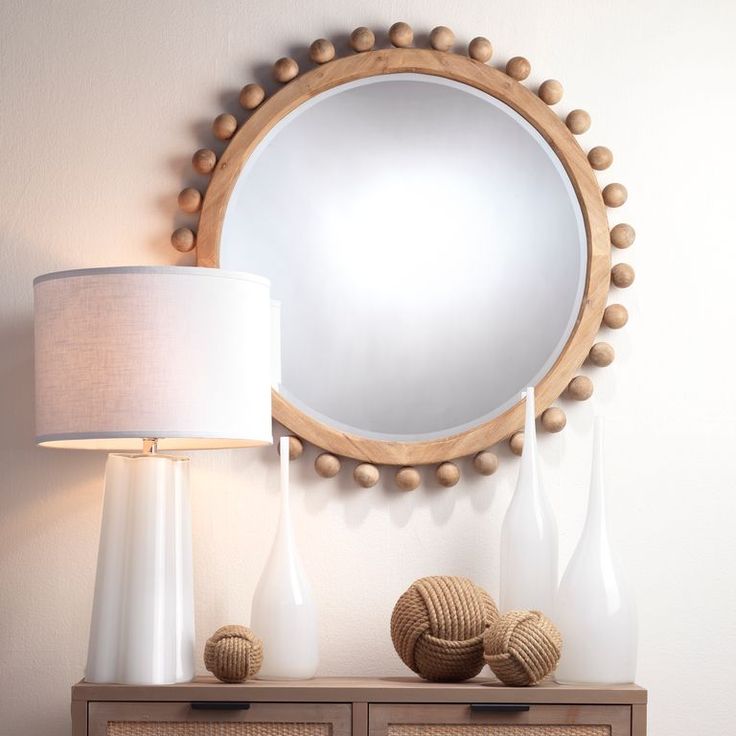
[171,24,635,489]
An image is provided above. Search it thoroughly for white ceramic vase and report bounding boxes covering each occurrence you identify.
[250,437,319,679]
[499,386,558,614]
[554,418,638,683]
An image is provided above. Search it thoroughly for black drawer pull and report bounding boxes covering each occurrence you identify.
[470,704,531,713]
[191,702,251,710]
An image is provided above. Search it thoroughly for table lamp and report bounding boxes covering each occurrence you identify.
[33,266,273,685]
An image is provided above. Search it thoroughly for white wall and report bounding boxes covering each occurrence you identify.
[1,1,734,734]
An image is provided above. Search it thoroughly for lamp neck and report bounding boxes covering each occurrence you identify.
[142,438,159,455]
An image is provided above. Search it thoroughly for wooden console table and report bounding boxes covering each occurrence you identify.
[71,677,647,736]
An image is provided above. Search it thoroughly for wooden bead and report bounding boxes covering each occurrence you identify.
[396,466,421,491]
[589,342,615,367]
[541,407,566,433]
[473,451,498,476]
[171,227,196,253]
[177,187,202,214]
[277,435,303,460]
[538,79,563,105]
[611,223,636,249]
[602,183,628,208]
[603,303,629,329]
[588,146,613,170]
[468,37,492,63]
[429,26,455,52]
[566,109,591,135]
[350,27,375,53]
[567,375,594,401]
[192,148,217,175]
[389,22,413,48]
[239,83,265,110]
[212,113,237,141]
[611,263,635,288]
[273,57,299,83]
[509,432,524,456]
[309,38,335,64]
[354,463,379,488]
[315,452,341,478]
[506,56,531,81]
[436,462,460,488]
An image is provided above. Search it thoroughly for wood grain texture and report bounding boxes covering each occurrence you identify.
[506,56,531,80]
[468,37,492,63]
[389,22,413,48]
[195,48,611,465]
[537,79,563,105]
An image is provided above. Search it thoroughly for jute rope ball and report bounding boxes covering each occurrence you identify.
[483,610,561,686]
[350,27,375,52]
[589,341,615,367]
[315,452,341,478]
[391,576,499,682]
[468,37,492,63]
[354,463,379,488]
[396,466,421,491]
[171,227,196,253]
[603,303,629,329]
[309,38,335,64]
[509,431,524,456]
[506,56,531,81]
[429,26,455,52]
[473,451,498,476]
[436,461,460,487]
[610,223,636,249]
[204,625,263,683]
[538,79,563,105]
[566,109,591,135]
[389,22,413,48]
[567,375,594,401]
[239,83,266,110]
[177,187,202,214]
[192,148,217,175]
[602,183,628,208]
[541,407,566,433]
[276,435,304,460]
[611,263,635,288]
[588,146,613,170]
[212,113,237,141]
[273,57,299,83]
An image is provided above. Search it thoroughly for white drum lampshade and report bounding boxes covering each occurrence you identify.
[33,266,273,684]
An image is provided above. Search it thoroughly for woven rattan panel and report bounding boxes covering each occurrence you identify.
[108,723,332,736]
[387,726,609,736]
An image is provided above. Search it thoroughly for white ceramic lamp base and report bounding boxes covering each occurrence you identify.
[85,453,194,684]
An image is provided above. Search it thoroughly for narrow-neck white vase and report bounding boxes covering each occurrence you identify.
[554,418,637,684]
[500,387,558,614]
[250,437,319,679]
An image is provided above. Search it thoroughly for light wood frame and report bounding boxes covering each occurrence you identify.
[173,24,636,487]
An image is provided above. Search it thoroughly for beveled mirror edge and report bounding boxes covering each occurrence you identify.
[172,23,635,487]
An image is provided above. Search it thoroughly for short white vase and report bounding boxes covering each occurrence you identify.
[250,437,319,679]
[499,386,558,614]
[554,418,638,684]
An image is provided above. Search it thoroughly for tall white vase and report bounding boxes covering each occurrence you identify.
[250,437,319,679]
[555,418,638,684]
[499,387,558,614]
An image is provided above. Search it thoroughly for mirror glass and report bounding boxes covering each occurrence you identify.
[220,73,586,441]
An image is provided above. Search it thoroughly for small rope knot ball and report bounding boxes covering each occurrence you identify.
[204,625,263,683]
[483,610,562,686]
[391,576,499,681]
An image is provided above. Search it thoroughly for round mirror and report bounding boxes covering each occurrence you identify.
[219,74,586,441]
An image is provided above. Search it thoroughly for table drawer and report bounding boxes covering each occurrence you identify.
[369,704,630,736]
[88,702,352,736]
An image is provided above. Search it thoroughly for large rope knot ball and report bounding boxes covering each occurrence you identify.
[483,610,562,686]
[204,625,263,683]
[391,576,499,681]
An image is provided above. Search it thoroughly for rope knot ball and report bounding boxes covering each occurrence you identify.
[204,625,263,683]
[483,610,562,686]
[391,576,499,681]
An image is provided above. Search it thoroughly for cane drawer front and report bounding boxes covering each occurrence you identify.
[88,703,351,736]
[369,704,631,736]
